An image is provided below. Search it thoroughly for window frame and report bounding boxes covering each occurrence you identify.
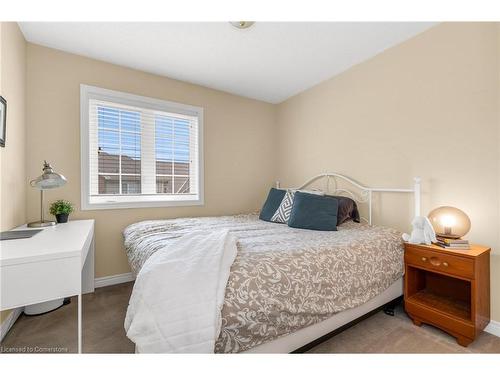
[80,84,204,210]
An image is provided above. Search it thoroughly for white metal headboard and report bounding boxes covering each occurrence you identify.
[276,173,421,225]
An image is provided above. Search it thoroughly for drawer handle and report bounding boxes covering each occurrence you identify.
[421,257,427,262]
[442,262,449,267]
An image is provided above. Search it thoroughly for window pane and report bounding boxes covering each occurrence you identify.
[98,175,119,194]
[156,116,173,135]
[121,131,141,153]
[156,176,172,194]
[173,148,189,162]
[88,89,201,207]
[122,175,141,194]
[97,106,142,190]
[155,116,191,191]
[155,137,173,160]
[173,119,190,163]
[121,131,141,174]
[98,126,120,174]
[174,176,190,194]
[156,160,172,175]
[173,161,189,175]
[98,107,119,130]
[174,120,189,133]
[98,151,119,174]
[121,155,141,174]
[121,110,141,132]
[98,128,119,149]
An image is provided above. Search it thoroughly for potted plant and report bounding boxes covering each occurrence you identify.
[49,200,74,224]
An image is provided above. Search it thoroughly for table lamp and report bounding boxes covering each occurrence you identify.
[28,161,67,228]
[428,206,471,239]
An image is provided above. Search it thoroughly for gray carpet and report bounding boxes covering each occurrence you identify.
[1,282,499,353]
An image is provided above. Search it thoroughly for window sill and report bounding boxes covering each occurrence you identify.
[81,195,204,210]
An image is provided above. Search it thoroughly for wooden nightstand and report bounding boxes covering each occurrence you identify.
[403,242,490,347]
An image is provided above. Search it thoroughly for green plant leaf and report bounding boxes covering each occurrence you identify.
[49,199,74,216]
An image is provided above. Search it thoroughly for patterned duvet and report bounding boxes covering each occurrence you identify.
[123,214,404,353]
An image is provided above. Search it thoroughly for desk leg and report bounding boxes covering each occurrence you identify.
[82,237,95,294]
[78,293,82,353]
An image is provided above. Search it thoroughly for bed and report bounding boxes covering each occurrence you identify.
[123,173,422,353]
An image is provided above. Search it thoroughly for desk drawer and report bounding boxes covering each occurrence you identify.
[0,256,80,310]
[405,246,474,279]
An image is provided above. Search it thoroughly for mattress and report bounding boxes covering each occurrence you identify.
[123,213,404,353]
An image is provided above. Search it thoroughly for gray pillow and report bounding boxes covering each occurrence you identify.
[329,195,360,225]
[288,192,339,231]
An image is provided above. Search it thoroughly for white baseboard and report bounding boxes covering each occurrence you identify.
[0,307,23,343]
[485,320,500,338]
[94,272,135,288]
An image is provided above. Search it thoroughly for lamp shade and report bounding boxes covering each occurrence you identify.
[30,160,67,190]
[428,206,471,239]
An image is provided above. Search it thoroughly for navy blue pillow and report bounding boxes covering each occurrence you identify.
[288,192,339,231]
[259,188,286,222]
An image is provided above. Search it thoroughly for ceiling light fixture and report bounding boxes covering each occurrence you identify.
[230,21,255,30]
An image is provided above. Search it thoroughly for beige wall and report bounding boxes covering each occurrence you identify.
[0,23,26,325]
[276,23,500,321]
[25,43,276,278]
[0,23,26,231]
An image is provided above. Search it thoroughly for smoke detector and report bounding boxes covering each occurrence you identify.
[230,21,255,30]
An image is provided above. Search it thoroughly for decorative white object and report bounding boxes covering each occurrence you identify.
[0,220,95,353]
[402,216,437,245]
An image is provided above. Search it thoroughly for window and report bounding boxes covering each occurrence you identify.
[81,85,203,210]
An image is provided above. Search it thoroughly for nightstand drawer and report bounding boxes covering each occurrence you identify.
[405,246,474,279]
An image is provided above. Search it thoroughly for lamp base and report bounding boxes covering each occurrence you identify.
[27,220,56,228]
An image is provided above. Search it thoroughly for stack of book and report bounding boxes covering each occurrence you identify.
[434,237,470,250]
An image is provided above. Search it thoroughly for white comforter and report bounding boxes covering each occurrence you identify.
[124,230,237,353]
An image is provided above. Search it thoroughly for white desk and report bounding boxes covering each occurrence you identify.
[0,220,95,353]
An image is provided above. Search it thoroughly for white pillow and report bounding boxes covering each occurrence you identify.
[271,190,295,223]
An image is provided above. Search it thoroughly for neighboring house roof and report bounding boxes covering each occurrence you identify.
[98,150,189,175]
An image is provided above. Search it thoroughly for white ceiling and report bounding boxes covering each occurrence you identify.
[19,22,436,104]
